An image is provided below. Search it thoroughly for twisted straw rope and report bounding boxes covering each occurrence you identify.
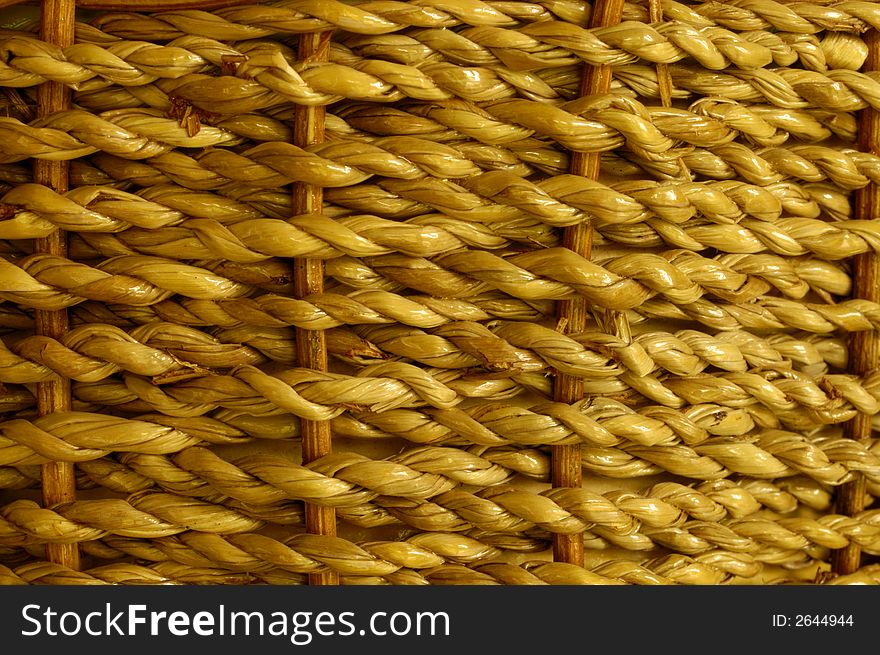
[0,560,259,584]
[95,530,513,577]
[73,135,880,223]
[0,508,822,586]
[0,466,37,489]
[46,109,880,197]
[1,552,764,585]
[0,108,244,164]
[270,404,880,486]
[0,397,755,462]
[68,67,861,158]
[0,29,779,107]
[244,403,880,482]
[55,128,880,224]
[0,171,830,234]
[10,322,844,441]
[3,391,876,494]
[78,445,548,492]
[279,250,858,334]
[51,224,880,298]
[61,460,860,536]
[0,492,262,544]
[621,63,880,111]
[85,18,782,73]
[0,231,866,335]
[824,563,880,584]
[0,321,265,383]
[55,176,878,262]
[6,94,876,187]
[0,225,859,322]
[63,90,858,197]
[0,317,853,438]
[65,39,860,119]
[335,39,880,110]
[72,450,844,519]
[7,180,880,265]
[598,216,880,260]
[112,447,852,528]
[423,558,871,584]
[0,252,254,310]
[78,362,476,418]
[336,24,865,74]
[283,322,846,382]
[82,0,880,41]
[684,0,880,35]
[2,452,879,566]
[9,28,878,111]
[0,101,868,245]
[14,380,880,486]
[3,5,876,98]
[328,96,880,187]
[93,534,749,584]
[71,277,880,338]
[0,389,840,474]
[51,347,880,428]
[0,305,849,389]
[154,445,879,532]
[339,89,850,140]
[323,102,857,217]
[330,100,860,175]
[316,247,849,302]
[346,324,847,375]
[0,412,249,465]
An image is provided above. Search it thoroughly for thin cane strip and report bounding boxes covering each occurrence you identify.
[552,0,626,568]
[647,0,672,109]
[292,29,338,587]
[32,0,79,571]
[832,28,880,577]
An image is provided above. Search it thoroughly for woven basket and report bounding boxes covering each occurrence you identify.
[0,0,878,586]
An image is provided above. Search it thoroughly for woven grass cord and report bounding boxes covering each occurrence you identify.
[0,0,879,585]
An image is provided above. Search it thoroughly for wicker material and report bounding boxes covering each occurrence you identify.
[0,0,879,585]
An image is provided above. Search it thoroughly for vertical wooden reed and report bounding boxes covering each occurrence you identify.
[832,28,880,576]
[293,30,338,586]
[648,0,673,108]
[553,0,626,567]
[34,0,79,571]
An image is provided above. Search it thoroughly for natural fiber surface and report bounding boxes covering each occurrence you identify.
[0,0,879,585]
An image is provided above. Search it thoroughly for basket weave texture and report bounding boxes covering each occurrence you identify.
[0,0,879,585]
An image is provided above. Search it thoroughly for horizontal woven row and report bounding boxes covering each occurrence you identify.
[0,0,878,585]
